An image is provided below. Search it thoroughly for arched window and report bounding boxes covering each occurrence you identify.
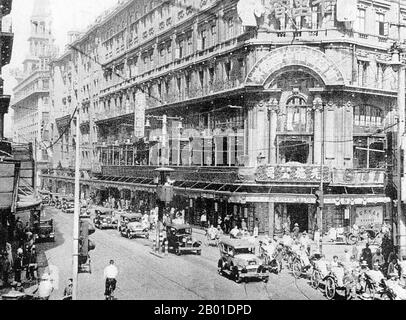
[278,96,313,133]
[276,95,313,164]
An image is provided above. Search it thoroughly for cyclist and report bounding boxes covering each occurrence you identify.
[103,260,118,300]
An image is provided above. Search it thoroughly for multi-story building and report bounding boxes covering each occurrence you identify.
[0,0,17,248]
[10,0,57,189]
[43,0,406,240]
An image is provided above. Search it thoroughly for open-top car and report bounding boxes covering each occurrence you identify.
[119,213,149,239]
[218,238,269,283]
[165,224,201,255]
[93,207,118,229]
[37,219,55,242]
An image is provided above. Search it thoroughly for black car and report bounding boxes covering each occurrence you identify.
[165,224,202,256]
[93,208,118,229]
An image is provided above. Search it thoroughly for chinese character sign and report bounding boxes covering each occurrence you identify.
[263,0,337,20]
[255,165,330,183]
[355,206,383,227]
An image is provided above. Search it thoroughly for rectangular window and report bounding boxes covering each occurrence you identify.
[376,12,387,36]
[357,61,368,86]
[200,29,207,50]
[357,8,366,33]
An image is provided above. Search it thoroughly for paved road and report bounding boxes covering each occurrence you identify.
[37,207,327,300]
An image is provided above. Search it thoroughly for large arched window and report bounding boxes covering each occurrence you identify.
[277,96,313,164]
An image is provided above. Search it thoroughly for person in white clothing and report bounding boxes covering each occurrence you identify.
[366,262,385,286]
[104,260,118,298]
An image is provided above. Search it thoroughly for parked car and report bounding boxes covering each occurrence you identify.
[119,213,149,239]
[218,238,269,283]
[37,219,55,242]
[165,224,202,255]
[93,208,118,229]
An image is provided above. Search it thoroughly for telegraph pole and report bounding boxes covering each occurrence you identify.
[72,108,80,300]
[396,53,406,258]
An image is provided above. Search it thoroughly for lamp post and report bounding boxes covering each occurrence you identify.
[313,95,324,253]
[390,42,406,257]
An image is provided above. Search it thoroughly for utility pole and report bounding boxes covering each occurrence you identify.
[396,55,406,258]
[72,108,80,300]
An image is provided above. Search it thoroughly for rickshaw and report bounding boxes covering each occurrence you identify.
[119,212,149,239]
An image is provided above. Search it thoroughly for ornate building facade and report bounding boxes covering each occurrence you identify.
[43,0,406,237]
[10,0,57,189]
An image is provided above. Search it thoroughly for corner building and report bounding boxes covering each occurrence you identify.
[43,0,406,237]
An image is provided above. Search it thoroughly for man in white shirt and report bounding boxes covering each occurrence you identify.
[35,273,54,300]
[104,260,118,299]
[366,262,385,285]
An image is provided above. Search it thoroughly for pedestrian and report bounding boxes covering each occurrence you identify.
[63,278,73,300]
[387,256,400,278]
[14,248,24,285]
[292,223,300,238]
[381,233,393,263]
[344,248,352,264]
[241,219,247,231]
[15,218,25,247]
[200,211,207,229]
[372,248,385,270]
[34,273,54,300]
[223,214,229,233]
[351,243,359,261]
[1,250,11,287]
[28,246,38,281]
[23,245,30,281]
[360,243,373,269]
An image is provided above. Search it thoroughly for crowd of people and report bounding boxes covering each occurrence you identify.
[0,217,38,290]
[255,222,406,299]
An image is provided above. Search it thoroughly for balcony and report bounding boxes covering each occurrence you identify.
[1,17,13,67]
[258,28,395,50]
[0,0,12,16]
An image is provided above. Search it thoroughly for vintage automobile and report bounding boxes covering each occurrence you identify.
[62,198,75,213]
[93,208,118,229]
[165,224,202,255]
[119,213,149,239]
[218,238,269,283]
[37,219,55,242]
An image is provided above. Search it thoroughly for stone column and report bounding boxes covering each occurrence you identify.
[313,95,323,165]
[268,202,275,238]
[269,98,279,164]
[247,101,269,166]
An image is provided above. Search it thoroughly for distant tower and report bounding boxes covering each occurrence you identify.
[23,0,55,74]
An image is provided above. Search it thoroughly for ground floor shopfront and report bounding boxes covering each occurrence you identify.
[42,172,391,237]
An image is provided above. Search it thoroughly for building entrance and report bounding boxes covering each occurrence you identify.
[287,203,309,232]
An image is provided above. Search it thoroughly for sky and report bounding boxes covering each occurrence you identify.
[2,0,120,137]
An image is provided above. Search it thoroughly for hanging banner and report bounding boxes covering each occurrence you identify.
[134,91,146,139]
[331,169,385,186]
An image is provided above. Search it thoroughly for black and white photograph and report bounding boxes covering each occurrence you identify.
[0,0,406,305]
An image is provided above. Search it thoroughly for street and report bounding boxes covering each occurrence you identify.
[38,206,326,300]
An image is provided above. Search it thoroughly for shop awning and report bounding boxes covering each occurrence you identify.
[17,186,42,212]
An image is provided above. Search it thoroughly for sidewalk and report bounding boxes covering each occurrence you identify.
[0,245,49,298]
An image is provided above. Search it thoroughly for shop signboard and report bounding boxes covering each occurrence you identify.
[331,169,385,186]
[355,206,383,227]
[255,165,330,183]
